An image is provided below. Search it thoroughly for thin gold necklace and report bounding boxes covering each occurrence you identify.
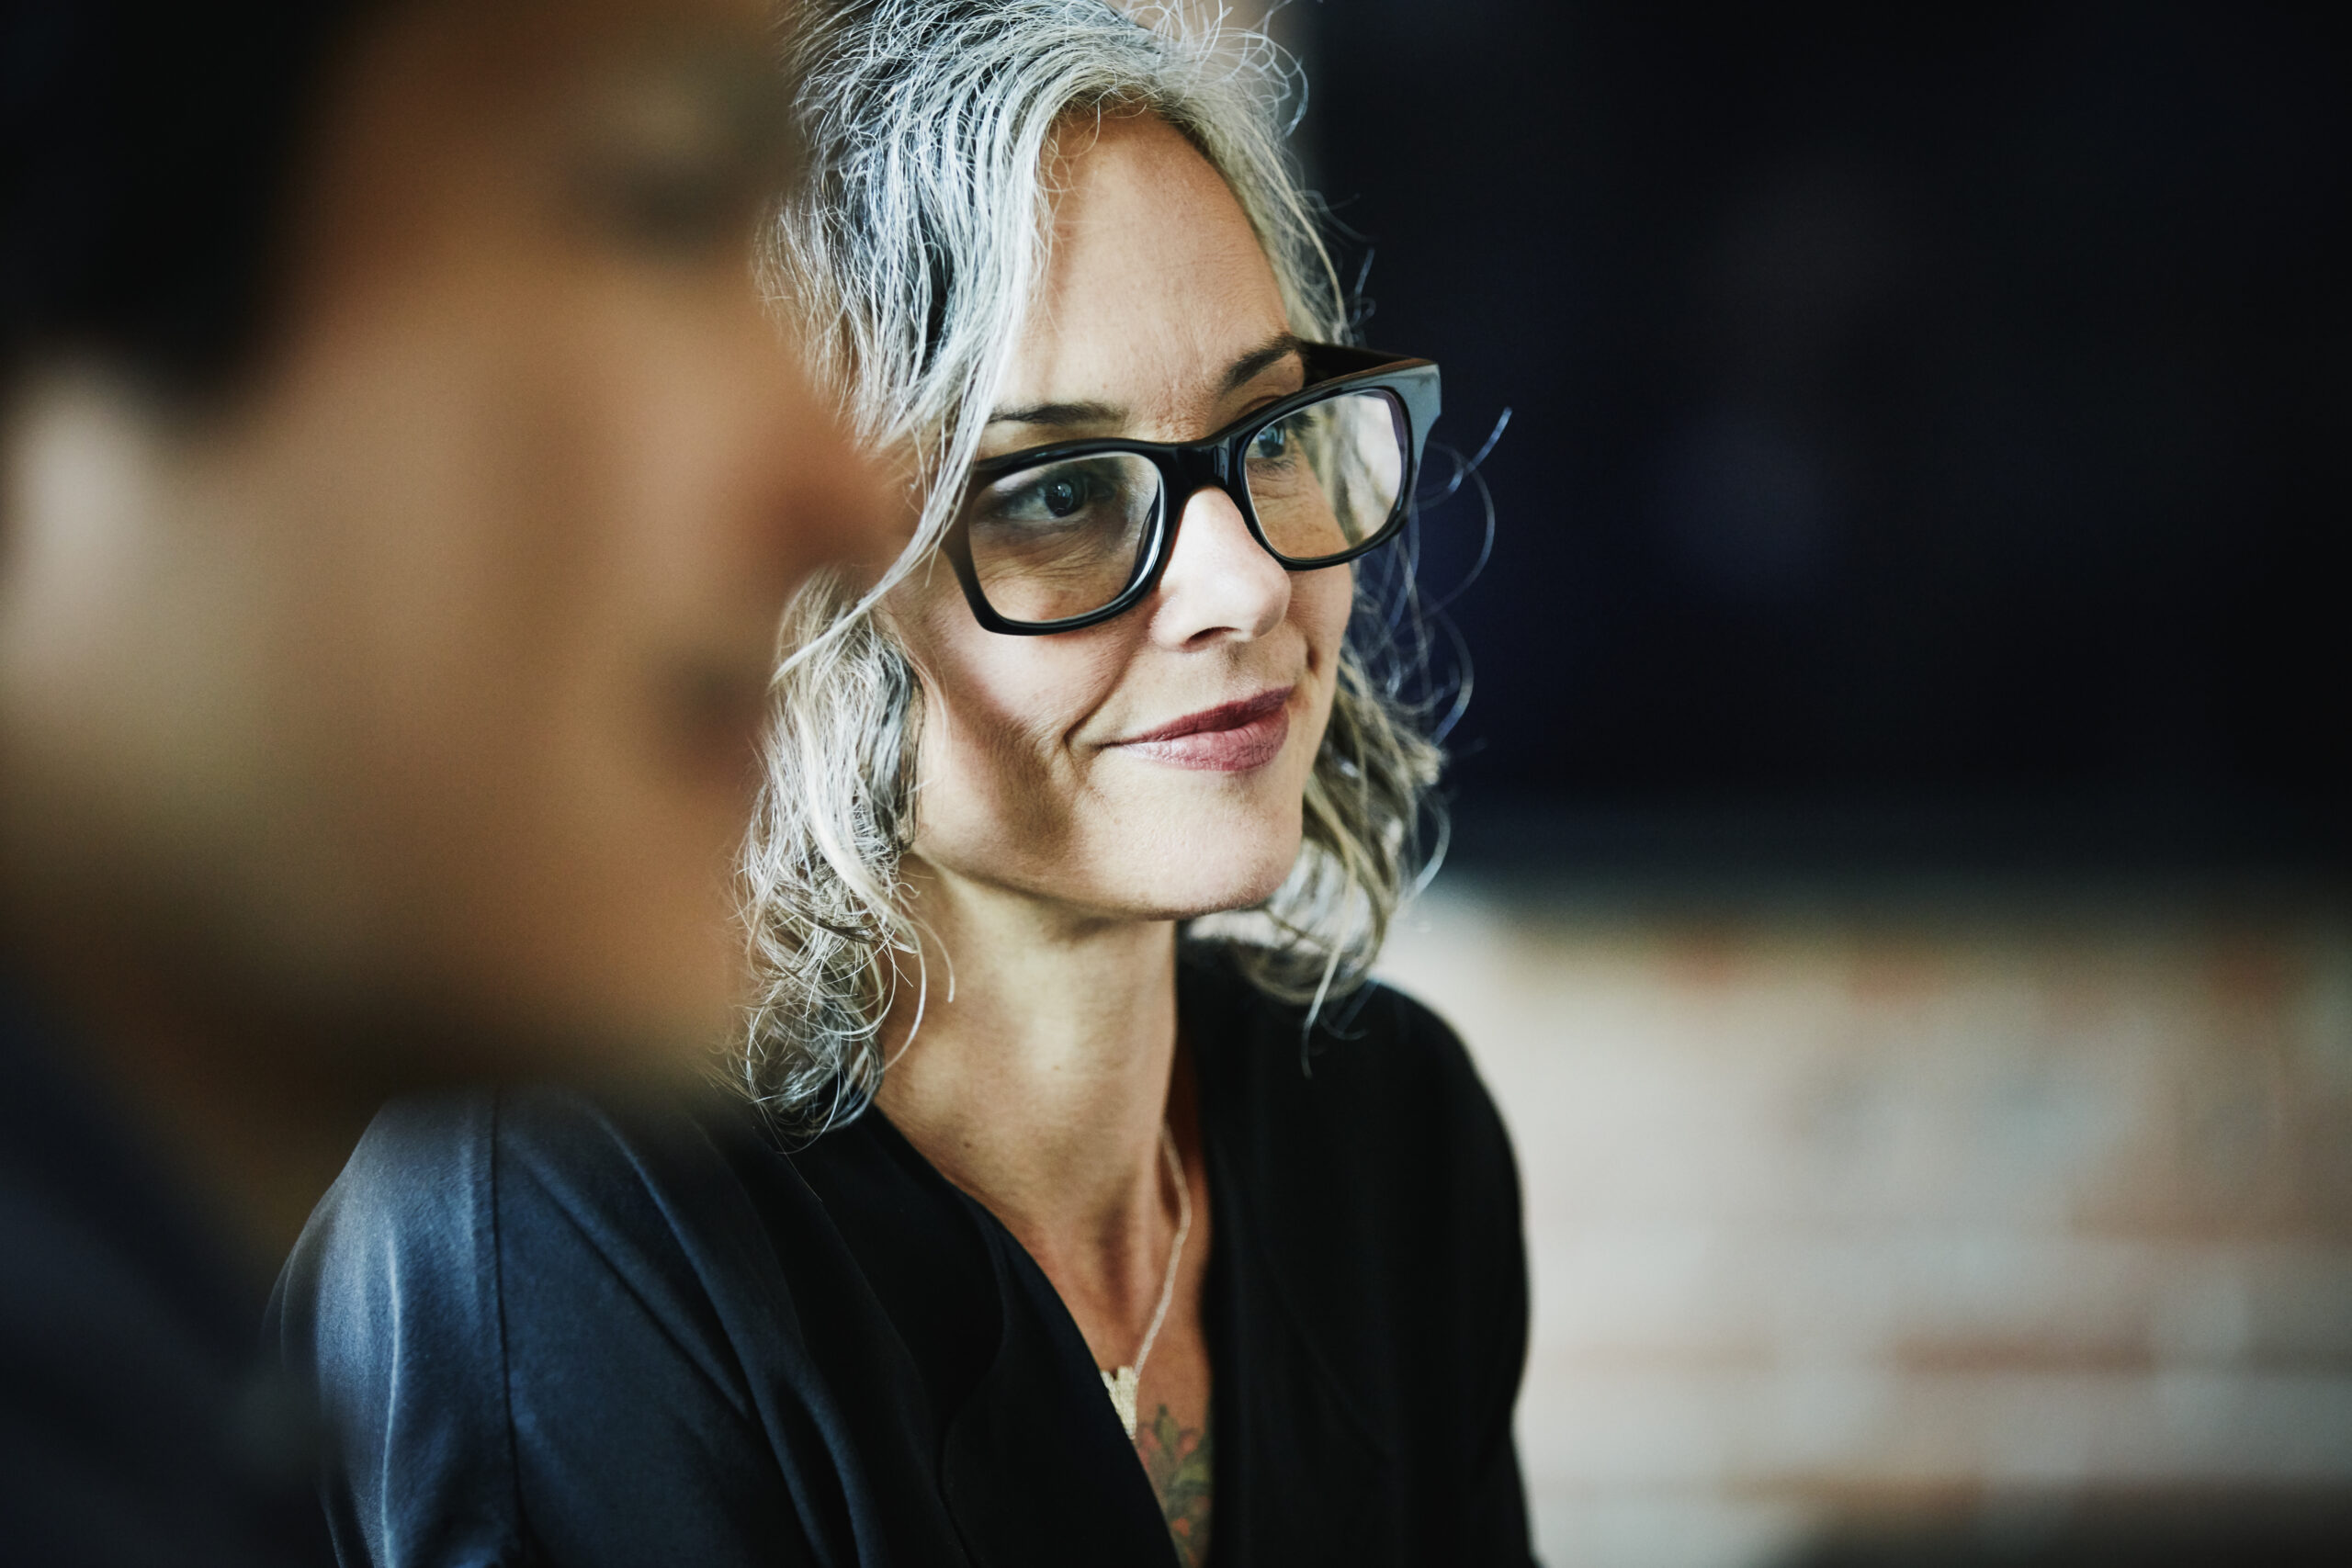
[1099,1122,1192,1439]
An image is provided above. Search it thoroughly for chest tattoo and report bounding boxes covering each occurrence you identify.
[1136,1402,1212,1567]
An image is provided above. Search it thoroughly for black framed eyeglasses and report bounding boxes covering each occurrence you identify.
[943,343,1441,634]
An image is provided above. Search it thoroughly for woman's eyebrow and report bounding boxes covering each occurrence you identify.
[984,333,1304,428]
[986,398,1124,429]
[1221,332,1304,393]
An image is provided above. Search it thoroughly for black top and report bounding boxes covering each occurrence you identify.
[0,978,332,1567]
[273,945,1534,1567]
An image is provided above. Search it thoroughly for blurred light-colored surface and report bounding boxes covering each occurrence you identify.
[1378,874,2352,1567]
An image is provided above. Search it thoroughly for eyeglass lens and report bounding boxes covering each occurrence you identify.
[961,388,1410,626]
[1243,389,1408,563]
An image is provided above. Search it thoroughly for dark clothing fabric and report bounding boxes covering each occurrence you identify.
[0,978,332,1567]
[274,944,1534,1567]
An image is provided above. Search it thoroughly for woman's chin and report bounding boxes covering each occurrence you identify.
[1118,840,1302,923]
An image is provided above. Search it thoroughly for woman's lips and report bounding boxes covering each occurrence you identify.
[1111,686,1295,773]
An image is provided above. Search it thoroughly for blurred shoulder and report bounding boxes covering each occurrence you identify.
[322,1083,762,1215]
[299,1086,593,1250]
[320,1088,496,1207]
[290,1090,499,1289]
[279,1085,769,1347]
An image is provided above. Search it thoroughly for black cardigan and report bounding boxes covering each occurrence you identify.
[273,945,1534,1566]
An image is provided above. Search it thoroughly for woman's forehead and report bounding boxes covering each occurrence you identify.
[1003,114,1292,427]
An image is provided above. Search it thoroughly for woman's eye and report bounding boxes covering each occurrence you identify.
[987,466,1110,525]
[1010,473,1093,520]
[983,460,1138,526]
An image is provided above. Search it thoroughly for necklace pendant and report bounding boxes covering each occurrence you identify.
[1101,1364,1140,1438]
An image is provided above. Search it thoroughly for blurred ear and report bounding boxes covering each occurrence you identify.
[0,364,164,690]
[0,356,283,931]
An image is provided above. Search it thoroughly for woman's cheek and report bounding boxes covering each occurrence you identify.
[1298,565,1353,675]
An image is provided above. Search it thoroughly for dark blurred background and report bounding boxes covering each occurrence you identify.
[1256,4,2352,1565]
[1299,0,2345,878]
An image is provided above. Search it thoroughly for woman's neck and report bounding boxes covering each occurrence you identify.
[874,857,1182,1286]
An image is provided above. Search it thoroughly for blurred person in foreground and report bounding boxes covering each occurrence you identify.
[275,3,1533,1565]
[0,0,889,1560]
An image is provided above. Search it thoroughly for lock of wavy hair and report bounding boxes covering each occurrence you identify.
[742,0,1447,1136]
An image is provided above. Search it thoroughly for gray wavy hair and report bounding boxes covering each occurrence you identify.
[742,0,1445,1134]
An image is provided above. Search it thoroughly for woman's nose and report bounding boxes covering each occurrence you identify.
[1148,482,1291,646]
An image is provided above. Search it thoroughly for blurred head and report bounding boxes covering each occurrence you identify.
[742,0,1444,1131]
[0,0,895,1071]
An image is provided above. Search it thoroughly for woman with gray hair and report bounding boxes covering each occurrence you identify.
[276,3,1532,1564]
